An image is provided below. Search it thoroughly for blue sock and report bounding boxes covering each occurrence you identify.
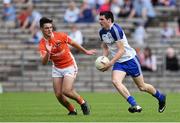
[153,90,165,102]
[127,96,137,106]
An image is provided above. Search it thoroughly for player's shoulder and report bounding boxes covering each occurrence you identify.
[53,32,68,43]
[54,31,67,38]
[112,23,123,31]
[54,31,66,35]
[38,38,46,49]
[99,28,106,35]
[39,38,45,45]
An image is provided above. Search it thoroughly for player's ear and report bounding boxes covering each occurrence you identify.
[108,18,112,23]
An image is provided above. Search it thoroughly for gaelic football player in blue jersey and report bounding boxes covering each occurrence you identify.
[98,11,166,113]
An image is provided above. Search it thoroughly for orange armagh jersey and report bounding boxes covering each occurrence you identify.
[39,32,76,68]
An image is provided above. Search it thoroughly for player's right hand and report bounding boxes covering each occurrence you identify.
[45,43,52,53]
[99,62,111,72]
[85,49,97,55]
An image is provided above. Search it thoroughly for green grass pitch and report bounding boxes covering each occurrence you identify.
[0,92,179,122]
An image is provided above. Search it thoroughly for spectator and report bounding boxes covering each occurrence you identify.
[129,0,156,27]
[159,0,176,7]
[26,26,42,44]
[136,47,144,62]
[175,17,180,36]
[64,1,80,23]
[85,0,112,11]
[69,24,83,53]
[32,0,42,3]
[96,0,106,10]
[132,21,147,46]
[22,5,42,35]
[110,0,121,19]
[165,47,179,71]
[160,22,174,44]
[77,1,95,23]
[13,0,33,5]
[98,0,111,12]
[151,0,159,6]
[86,0,96,9]
[118,0,134,18]
[17,6,29,27]
[2,0,17,28]
[140,47,157,72]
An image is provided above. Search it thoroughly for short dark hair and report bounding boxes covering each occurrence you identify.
[39,17,53,28]
[99,11,114,22]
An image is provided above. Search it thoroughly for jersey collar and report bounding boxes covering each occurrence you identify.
[103,23,114,31]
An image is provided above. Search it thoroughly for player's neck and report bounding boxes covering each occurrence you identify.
[109,23,113,29]
[104,23,113,30]
[43,33,53,41]
[44,35,51,41]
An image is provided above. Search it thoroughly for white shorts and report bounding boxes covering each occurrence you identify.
[52,65,78,78]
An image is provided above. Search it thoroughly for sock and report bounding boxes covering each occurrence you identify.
[127,96,137,106]
[153,90,165,102]
[61,98,75,112]
[67,104,76,112]
[76,96,85,105]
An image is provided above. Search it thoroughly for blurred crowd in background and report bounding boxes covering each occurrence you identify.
[1,0,180,72]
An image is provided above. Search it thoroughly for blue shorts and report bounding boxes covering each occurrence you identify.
[112,56,142,77]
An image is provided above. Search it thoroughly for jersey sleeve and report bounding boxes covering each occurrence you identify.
[111,24,124,42]
[67,35,73,44]
[60,32,73,44]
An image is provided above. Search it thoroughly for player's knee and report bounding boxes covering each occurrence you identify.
[63,88,73,96]
[63,89,69,95]
[112,79,122,86]
[138,86,146,92]
[55,91,63,98]
[112,79,117,85]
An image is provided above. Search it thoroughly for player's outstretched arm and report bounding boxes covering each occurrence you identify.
[70,40,96,55]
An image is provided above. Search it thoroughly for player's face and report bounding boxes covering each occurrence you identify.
[41,23,53,38]
[99,15,110,29]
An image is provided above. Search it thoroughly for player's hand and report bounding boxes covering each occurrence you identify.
[99,62,112,72]
[85,49,97,55]
[45,43,52,53]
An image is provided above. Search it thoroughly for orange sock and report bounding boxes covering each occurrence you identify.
[77,96,85,105]
[67,103,75,112]
[62,98,75,112]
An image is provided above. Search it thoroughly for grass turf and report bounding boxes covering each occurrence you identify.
[0,92,179,122]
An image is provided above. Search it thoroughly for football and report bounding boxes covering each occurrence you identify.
[95,56,110,70]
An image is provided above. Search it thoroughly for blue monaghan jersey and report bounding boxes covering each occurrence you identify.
[99,23,136,63]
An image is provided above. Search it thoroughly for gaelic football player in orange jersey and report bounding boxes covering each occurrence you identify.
[38,17,96,115]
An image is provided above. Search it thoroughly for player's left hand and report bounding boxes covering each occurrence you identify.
[85,49,97,55]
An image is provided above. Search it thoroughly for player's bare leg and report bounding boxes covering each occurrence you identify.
[112,71,130,98]
[133,74,166,113]
[133,74,156,94]
[112,71,142,113]
[53,77,77,115]
[63,75,90,115]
